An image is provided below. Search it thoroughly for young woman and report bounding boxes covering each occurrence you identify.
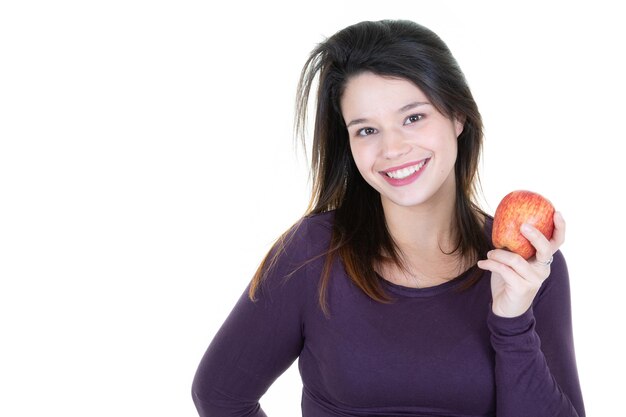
[192,20,585,417]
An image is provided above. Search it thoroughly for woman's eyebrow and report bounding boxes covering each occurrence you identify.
[346,101,430,128]
[398,101,429,112]
[346,117,368,128]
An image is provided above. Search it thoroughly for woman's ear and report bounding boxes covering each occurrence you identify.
[454,114,466,138]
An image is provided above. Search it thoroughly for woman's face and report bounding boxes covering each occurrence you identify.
[340,72,464,211]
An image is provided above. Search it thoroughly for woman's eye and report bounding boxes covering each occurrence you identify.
[404,114,424,125]
[357,127,377,136]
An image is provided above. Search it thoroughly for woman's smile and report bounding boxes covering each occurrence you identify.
[380,157,431,185]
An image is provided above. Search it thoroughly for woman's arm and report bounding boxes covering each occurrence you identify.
[191,221,314,417]
[487,249,585,416]
[478,213,585,416]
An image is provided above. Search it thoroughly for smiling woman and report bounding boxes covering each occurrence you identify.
[191,19,586,417]
[342,73,463,210]
[341,73,467,288]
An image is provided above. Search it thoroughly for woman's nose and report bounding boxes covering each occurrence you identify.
[381,131,411,159]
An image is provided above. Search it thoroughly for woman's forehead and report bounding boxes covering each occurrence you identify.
[341,73,430,118]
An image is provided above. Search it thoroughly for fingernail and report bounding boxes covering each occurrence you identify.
[521,223,533,233]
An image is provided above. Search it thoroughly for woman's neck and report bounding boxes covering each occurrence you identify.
[379,185,470,287]
[382,188,458,257]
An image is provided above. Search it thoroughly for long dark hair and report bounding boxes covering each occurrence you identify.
[250,20,491,314]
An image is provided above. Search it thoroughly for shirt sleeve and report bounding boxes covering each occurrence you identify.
[487,249,586,417]
[191,220,315,417]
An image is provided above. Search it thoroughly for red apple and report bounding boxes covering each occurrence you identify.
[492,190,555,259]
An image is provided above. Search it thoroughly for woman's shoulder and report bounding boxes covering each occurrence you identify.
[301,210,335,235]
[267,210,335,259]
[287,210,335,239]
[255,211,336,294]
[283,211,335,258]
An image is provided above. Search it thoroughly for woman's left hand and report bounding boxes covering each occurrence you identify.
[478,211,566,318]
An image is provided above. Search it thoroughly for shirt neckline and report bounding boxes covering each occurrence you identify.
[378,266,476,298]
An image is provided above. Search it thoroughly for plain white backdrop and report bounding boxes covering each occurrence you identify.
[1,1,624,415]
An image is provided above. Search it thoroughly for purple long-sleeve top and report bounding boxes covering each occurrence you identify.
[192,211,585,416]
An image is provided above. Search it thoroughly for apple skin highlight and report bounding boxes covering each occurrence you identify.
[492,190,555,259]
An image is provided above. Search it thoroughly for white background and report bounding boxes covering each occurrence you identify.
[1,1,624,416]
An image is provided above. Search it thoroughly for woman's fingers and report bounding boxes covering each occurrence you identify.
[520,223,552,265]
[551,211,566,248]
[485,249,543,286]
[478,252,542,318]
[519,210,566,270]
[478,211,568,318]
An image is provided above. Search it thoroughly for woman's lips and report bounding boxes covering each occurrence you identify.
[380,158,430,186]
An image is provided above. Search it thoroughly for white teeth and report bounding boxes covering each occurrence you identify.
[385,160,427,179]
